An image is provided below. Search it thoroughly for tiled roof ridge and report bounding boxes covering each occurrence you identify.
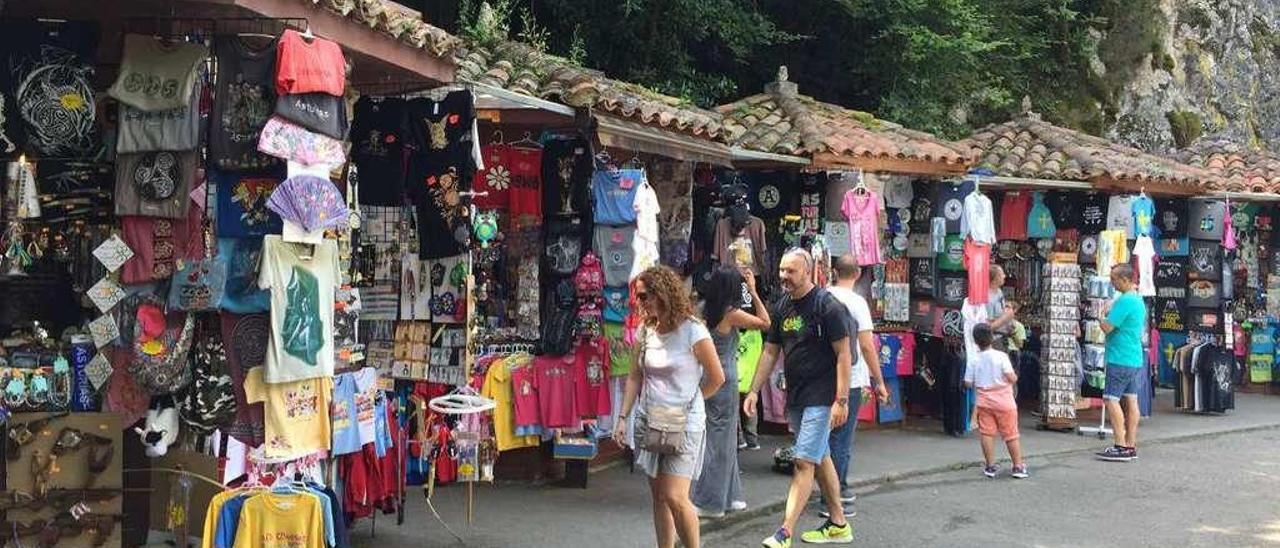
[309,0,461,57]
[765,84,826,154]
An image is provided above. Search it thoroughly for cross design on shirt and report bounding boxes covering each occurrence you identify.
[1136,211,1152,232]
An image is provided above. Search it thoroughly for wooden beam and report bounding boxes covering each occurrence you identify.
[809,153,968,176]
[1091,176,1207,197]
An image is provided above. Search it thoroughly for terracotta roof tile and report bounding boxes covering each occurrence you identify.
[964,114,1222,191]
[714,81,970,168]
[1177,139,1280,194]
[457,41,725,140]
[311,0,460,58]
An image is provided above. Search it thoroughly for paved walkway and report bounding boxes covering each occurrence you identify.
[350,391,1280,548]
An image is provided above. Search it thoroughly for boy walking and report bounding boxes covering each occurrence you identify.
[964,323,1028,479]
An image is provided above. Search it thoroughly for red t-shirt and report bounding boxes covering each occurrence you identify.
[964,239,991,305]
[471,145,511,210]
[275,29,346,96]
[506,147,542,220]
[998,191,1030,241]
[896,333,916,376]
[510,360,541,428]
[120,200,204,284]
[572,339,611,418]
[534,355,577,429]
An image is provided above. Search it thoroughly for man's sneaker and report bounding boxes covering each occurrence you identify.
[739,441,749,450]
[1127,447,1138,459]
[696,506,725,519]
[730,500,748,511]
[744,442,762,451]
[982,465,999,478]
[818,506,857,519]
[839,486,857,504]
[799,520,854,544]
[762,528,791,548]
[1096,445,1135,462]
[1011,464,1029,479]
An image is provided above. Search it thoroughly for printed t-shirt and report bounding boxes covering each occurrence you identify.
[938,234,965,271]
[1106,291,1147,367]
[573,340,612,418]
[736,329,764,393]
[1078,193,1108,234]
[219,313,268,447]
[408,156,468,259]
[213,170,282,237]
[1132,195,1156,237]
[827,286,871,389]
[350,97,409,205]
[506,147,543,219]
[593,225,637,286]
[351,368,378,445]
[766,288,849,409]
[934,180,973,234]
[841,189,884,266]
[1107,195,1136,239]
[883,178,914,209]
[963,240,991,305]
[1133,236,1157,297]
[909,180,935,233]
[1188,239,1222,280]
[604,323,635,377]
[233,491,325,548]
[713,216,768,274]
[998,191,1030,240]
[472,144,512,209]
[330,372,361,455]
[542,138,593,218]
[1096,230,1129,276]
[1046,191,1080,230]
[1027,192,1055,238]
[108,34,207,112]
[631,182,662,279]
[120,203,204,284]
[603,287,629,322]
[592,165,642,225]
[257,236,340,383]
[964,348,1016,411]
[1189,199,1227,241]
[210,36,280,172]
[274,93,349,140]
[116,85,201,153]
[750,174,789,219]
[510,358,541,428]
[0,21,100,159]
[961,191,996,244]
[642,320,712,431]
[897,333,916,376]
[114,151,197,218]
[1156,198,1188,237]
[481,358,540,451]
[244,367,333,459]
[405,91,476,166]
[1249,325,1276,383]
[275,29,346,96]
[534,355,577,429]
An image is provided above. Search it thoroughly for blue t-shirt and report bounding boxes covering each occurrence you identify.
[373,393,392,458]
[1106,291,1147,367]
[331,374,362,455]
[877,334,901,379]
[212,169,283,238]
[1027,192,1056,238]
[1131,195,1156,237]
[217,238,271,313]
[591,166,641,225]
[214,495,247,548]
[603,286,629,322]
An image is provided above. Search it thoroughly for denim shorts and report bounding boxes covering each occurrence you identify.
[788,406,834,464]
[1104,364,1142,401]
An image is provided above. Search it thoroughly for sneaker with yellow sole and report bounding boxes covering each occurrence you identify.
[799,520,853,544]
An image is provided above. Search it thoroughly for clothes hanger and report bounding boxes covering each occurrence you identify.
[301,24,314,40]
[854,169,868,195]
[490,130,505,146]
[510,131,541,150]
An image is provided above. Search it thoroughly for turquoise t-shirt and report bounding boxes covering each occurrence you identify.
[1106,291,1147,367]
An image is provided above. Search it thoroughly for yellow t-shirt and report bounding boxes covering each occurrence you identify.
[244,367,333,459]
[201,491,237,548]
[234,492,325,548]
[481,356,540,451]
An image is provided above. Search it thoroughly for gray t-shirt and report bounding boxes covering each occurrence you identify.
[108,34,208,112]
[116,86,201,153]
[986,287,1010,334]
[114,151,197,218]
[593,224,637,286]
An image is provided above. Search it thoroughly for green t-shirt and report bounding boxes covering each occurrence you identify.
[737,329,763,393]
[1105,291,1147,367]
[605,322,635,377]
[937,234,965,271]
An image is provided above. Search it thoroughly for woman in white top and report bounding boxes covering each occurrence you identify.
[614,266,725,548]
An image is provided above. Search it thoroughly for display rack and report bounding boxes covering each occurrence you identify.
[1039,254,1080,431]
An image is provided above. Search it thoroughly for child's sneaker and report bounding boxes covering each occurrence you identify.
[1011,464,1029,479]
[982,464,999,478]
[762,528,791,548]
[799,520,853,544]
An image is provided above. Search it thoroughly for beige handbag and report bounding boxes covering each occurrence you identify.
[634,326,696,455]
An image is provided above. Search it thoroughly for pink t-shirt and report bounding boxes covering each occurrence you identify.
[841,189,883,266]
[510,361,540,428]
[573,339,612,418]
[897,333,916,376]
[964,240,991,305]
[535,355,578,428]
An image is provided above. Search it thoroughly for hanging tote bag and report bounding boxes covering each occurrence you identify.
[129,303,196,395]
[167,188,226,311]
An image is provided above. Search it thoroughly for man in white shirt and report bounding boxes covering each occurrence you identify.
[824,255,891,516]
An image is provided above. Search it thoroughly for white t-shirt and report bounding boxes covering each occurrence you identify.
[882,177,914,209]
[960,192,996,244]
[1132,236,1157,297]
[963,348,1014,389]
[258,235,340,383]
[630,181,661,280]
[827,286,872,389]
[642,319,711,431]
[961,298,990,363]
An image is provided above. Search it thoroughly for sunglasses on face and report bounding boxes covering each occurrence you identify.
[634,291,650,302]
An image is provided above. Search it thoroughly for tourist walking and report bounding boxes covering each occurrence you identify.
[614,266,726,548]
[692,266,772,518]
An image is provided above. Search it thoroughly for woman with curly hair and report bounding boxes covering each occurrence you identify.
[614,265,726,548]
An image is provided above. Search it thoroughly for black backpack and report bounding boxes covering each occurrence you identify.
[179,315,236,437]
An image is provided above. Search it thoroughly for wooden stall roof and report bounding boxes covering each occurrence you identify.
[1177,138,1280,194]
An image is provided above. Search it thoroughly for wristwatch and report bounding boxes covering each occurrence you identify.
[835,397,849,407]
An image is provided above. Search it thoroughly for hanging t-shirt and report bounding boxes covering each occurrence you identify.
[1078,193,1108,234]
[350,97,409,205]
[573,340,612,418]
[1132,236,1157,297]
[481,358,541,451]
[842,189,884,266]
[330,372,362,455]
[1154,259,1187,298]
[746,173,788,219]
[120,208,205,285]
[534,355,578,428]
[798,174,825,235]
[1107,195,1136,240]
[114,151,197,219]
[116,85,201,153]
[1154,297,1186,331]
[960,299,989,362]
[1249,325,1276,383]
[545,218,587,276]
[935,180,973,234]
[257,236,340,383]
[960,191,996,244]
[1188,238,1222,281]
[233,491,326,548]
[713,216,768,274]
[1079,234,1099,264]
[1096,229,1129,276]
[1026,192,1055,238]
[592,165,642,225]
[472,144,511,210]
[1045,191,1080,230]
[908,180,935,233]
[509,359,541,428]
[1155,198,1188,237]
[593,225,637,287]
[274,92,349,140]
[408,156,469,260]
[405,91,476,169]
[218,238,270,314]
[963,240,991,305]
[0,21,101,159]
[210,36,279,173]
[244,367,333,459]
[883,178,914,209]
[542,138,593,218]
[937,234,965,271]
[1131,195,1157,238]
[997,191,1030,240]
[212,170,282,237]
[505,147,544,220]
[631,181,661,280]
[108,34,207,112]
[275,29,346,97]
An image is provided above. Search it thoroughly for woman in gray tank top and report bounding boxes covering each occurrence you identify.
[691,266,772,518]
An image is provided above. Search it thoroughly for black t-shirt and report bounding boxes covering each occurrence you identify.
[1078,193,1108,234]
[1154,297,1186,331]
[1186,308,1222,333]
[1156,198,1188,237]
[541,137,593,220]
[1046,191,1080,230]
[909,180,935,233]
[351,97,409,206]
[543,217,588,277]
[210,36,280,173]
[406,91,476,166]
[798,173,825,234]
[910,258,936,297]
[1189,239,1222,281]
[1154,259,1186,290]
[934,180,973,234]
[766,287,849,409]
[408,154,469,259]
[274,92,348,140]
[1,20,100,160]
[747,172,788,220]
[937,273,967,308]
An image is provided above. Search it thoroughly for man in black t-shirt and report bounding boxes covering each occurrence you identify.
[744,249,854,546]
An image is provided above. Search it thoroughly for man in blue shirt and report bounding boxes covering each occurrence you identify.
[1097,264,1147,462]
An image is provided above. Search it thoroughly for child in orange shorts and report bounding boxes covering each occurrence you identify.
[965,323,1027,478]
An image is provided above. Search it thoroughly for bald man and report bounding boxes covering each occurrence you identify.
[744,249,855,546]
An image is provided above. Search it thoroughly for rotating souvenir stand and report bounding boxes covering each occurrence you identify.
[425,390,495,526]
[1039,254,1080,431]
[1078,272,1114,439]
